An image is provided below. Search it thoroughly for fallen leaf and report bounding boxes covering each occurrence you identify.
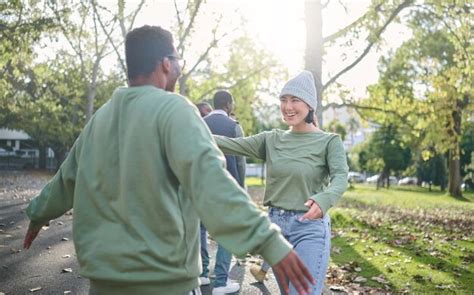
[353,276,367,283]
[371,275,388,284]
[332,246,341,254]
[329,285,345,291]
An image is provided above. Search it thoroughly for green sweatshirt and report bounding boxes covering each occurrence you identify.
[26,86,292,295]
[215,129,349,214]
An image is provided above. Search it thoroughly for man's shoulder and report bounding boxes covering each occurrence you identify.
[204,112,234,122]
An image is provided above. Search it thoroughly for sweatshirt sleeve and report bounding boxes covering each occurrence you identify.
[161,96,291,265]
[310,135,349,215]
[214,132,267,160]
[234,124,246,188]
[26,138,81,231]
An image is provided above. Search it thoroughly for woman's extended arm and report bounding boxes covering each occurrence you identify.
[214,132,267,160]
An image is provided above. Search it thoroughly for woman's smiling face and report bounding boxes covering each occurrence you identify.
[280,95,311,128]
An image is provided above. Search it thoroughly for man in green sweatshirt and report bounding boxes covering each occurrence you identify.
[23,25,314,295]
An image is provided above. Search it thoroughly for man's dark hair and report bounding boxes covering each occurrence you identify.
[196,102,212,117]
[125,26,174,80]
[213,90,233,110]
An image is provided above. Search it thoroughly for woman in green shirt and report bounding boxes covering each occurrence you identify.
[214,71,349,294]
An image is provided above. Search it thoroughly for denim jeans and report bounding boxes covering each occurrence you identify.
[261,207,331,295]
[200,223,210,278]
[200,224,232,288]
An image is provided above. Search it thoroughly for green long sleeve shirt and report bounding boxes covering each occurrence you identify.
[26,86,291,295]
[215,129,349,214]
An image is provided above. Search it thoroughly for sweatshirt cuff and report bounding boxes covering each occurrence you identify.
[310,194,332,216]
[26,202,48,231]
[259,231,293,266]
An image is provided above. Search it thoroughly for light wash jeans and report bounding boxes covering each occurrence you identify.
[261,207,331,295]
[200,223,232,288]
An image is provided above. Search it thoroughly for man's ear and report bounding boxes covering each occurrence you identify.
[160,57,171,74]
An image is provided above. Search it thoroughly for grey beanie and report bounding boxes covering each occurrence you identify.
[279,70,317,110]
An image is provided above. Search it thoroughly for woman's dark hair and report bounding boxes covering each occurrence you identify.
[305,110,314,124]
[125,26,174,80]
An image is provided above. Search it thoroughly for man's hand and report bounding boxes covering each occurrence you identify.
[23,223,41,249]
[272,250,315,295]
[300,199,323,221]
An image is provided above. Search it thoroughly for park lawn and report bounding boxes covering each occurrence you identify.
[246,176,265,187]
[328,184,474,293]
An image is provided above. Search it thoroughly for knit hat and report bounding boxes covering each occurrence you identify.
[279,70,317,110]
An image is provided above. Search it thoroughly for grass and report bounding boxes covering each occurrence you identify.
[328,184,474,293]
[245,179,474,293]
[246,176,265,187]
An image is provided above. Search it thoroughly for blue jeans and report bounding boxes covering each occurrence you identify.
[262,207,331,295]
[200,224,232,288]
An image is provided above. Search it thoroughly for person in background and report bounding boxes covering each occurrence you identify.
[196,101,213,118]
[23,26,315,295]
[199,90,245,294]
[229,111,246,190]
[214,71,349,295]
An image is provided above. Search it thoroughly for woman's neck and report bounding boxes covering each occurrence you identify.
[290,123,320,133]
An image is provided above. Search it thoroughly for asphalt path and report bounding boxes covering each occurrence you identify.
[0,172,285,295]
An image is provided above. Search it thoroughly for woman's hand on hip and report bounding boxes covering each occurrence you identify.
[300,199,323,221]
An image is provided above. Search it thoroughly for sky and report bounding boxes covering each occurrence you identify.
[130,0,410,100]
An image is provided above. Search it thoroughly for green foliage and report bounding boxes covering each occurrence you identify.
[362,125,412,176]
[324,119,347,140]
[416,153,447,190]
[186,36,287,135]
[360,1,472,195]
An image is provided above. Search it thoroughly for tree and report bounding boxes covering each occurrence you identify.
[186,36,287,135]
[417,153,447,191]
[324,119,347,141]
[0,0,67,126]
[304,0,414,126]
[367,125,412,189]
[358,1,473,197]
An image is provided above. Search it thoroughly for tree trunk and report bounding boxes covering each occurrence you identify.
[54,148,67,172]
[86,86,96,123]
[179,76,189,96]
[38,144,47,170]
[304,0,323,127]
[448,148,462,197]
[448,100,463,197]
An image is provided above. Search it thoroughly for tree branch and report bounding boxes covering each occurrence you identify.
[322,0,413,92]
[127,0,145,33]
[181,21,227,81]
[177,0,204,56]
[91,1,127,73]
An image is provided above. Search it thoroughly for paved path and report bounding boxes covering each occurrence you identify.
[0,172,283,294]
[0,171,333,295]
